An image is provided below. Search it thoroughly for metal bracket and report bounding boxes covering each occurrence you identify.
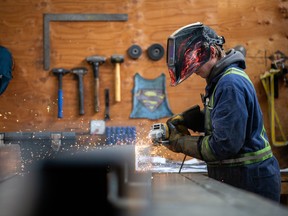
[51,132,62,152]
[43,13,128,70]
[0,133,3,145]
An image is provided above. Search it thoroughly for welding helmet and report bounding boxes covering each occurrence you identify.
[166,22,225,86]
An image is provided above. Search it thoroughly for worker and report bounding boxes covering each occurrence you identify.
[164,22,281,202]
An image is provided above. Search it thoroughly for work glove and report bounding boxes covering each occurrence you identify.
[166,113,190,135]
[181,105,205,133]
[166,122,203,159]
[166,105,205,133]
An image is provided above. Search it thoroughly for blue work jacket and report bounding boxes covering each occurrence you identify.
[200,63,281,202]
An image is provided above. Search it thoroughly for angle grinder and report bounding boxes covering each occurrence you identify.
[148,123,170,144]
[148,105,204,145]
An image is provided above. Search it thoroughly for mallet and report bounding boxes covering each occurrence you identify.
[71,67,88,115]
[86,55,106,112]
[52,68,70,118]
[111,54,124,102]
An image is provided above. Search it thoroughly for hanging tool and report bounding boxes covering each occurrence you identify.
[260,69,288,146]
[52,68,70,118]
[111,55,124,102]
[268,50,288,98]
[104,88,110,121]
[43,13,128,70]
[86,56,106,113]
[127,44,142,59]
[147,43,164,61]
[71,67,88,115]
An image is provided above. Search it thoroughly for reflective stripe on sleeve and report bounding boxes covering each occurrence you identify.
[200,135,217,161]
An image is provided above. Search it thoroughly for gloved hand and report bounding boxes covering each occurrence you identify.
[181,105,205,133]
[166,121,203,159]
[166,114,190,136]
[166,105,205,133]
[166,113,184,125]
[166,121,188,152]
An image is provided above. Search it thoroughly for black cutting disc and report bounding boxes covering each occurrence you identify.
[127,44,142,59]
[147,43,164,61]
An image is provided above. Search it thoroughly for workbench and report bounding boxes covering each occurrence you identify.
[1,144,288,216]
[1,172,288,216]
[151,172,288,216]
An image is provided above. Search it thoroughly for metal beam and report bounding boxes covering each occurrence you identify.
[43,13,128,70]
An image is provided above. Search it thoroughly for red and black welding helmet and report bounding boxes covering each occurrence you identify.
[166,22,225,86]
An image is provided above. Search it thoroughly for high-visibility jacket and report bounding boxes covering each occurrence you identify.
[199,66,281,202]
[201,67,273,166]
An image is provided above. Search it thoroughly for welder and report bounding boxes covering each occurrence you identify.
[161,22,281,202]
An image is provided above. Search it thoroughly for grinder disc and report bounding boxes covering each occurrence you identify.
[127,44,142,59]
[147,43,164,61]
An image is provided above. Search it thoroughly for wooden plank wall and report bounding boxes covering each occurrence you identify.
[0,0,288,166]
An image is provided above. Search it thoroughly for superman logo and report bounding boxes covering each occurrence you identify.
[136,89,165,112]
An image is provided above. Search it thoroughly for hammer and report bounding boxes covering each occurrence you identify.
[52,68,70,118]
[71,67,88,115]
[86,56,106,112]
[104,88,110,121]
[111,54,124,102]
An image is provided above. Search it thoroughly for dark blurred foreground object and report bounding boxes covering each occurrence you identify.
[0,45,13,95]
[2,131,77,172]
[27,145,152,216]
[0,143,21,181]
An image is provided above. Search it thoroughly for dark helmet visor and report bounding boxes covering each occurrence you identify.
[166,22,225,86]
[167,33,210,86]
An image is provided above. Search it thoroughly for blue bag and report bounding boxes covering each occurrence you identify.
[0,45,13,95]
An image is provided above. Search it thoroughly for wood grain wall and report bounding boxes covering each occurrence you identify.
[0,0,288,166]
